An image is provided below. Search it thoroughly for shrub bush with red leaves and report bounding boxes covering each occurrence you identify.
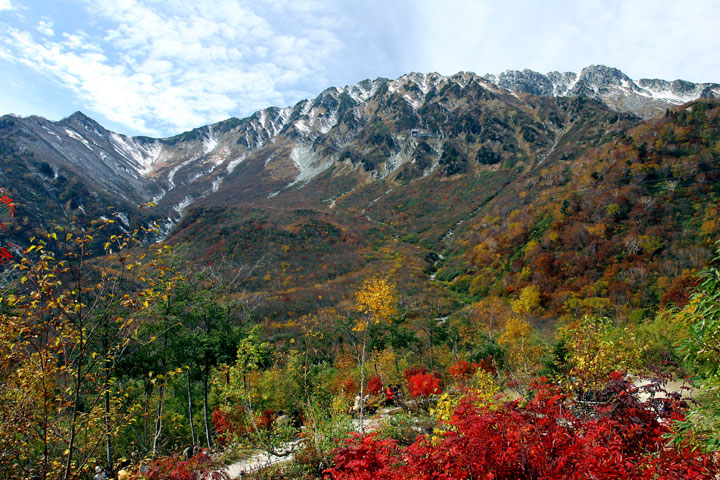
[325,375,719,480]
[212,406,243,447]
[402,366,427,381]
[257,408,276,429]
[324,433,400,480]
[448,360,478,379]
[144,452,230,480]
[340,377,357,395]
[367,375,383,395]
[407,373,441,398]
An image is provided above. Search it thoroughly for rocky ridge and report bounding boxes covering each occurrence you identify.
[0,65,717,243]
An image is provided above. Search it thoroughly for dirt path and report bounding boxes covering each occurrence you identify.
[223,408,399,478]
[224,440,302,479]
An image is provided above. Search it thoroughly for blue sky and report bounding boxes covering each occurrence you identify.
[1,0,718,137]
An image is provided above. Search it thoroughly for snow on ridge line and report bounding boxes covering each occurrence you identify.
[109,133,163,176]
[634,83,712,104]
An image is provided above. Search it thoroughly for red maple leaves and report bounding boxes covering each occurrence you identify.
[325,376,718,480]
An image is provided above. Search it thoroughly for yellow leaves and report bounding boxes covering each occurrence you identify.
[499,317,533,341]
[560,316,642,391]
[498,317,546,375]
[511,284,541,315]
[355,276,397,324]
[351,320,366,332]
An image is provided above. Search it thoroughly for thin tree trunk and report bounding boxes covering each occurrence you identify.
[428,330,435,371]
[63,343,84,480]
[359,333,366,433]
[187,370,196,446]
[152,377,166,458]
[104,384,114,473]
[41,350,50,480]
[103,338,114,474]
[143,387,150,449]
[152,334,168,458]
[303,350,323,465]
[203,369,213,449]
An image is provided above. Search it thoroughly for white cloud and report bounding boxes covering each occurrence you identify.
[36,20,54,36]
[0,0,718,136]
[0,0,344,135]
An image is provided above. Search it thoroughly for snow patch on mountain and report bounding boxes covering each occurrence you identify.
[151,189,167,205]
[203,127,218,154]
[288,144,332,186]
[341,80,381,104]
[167,156,198,188]
[64,128,94,151]
[113,212,130,227]
[109,133,163,176]
[173,196,194,216]
[226,154,247,174]
[294,118,311,135]
[317,110,338,134]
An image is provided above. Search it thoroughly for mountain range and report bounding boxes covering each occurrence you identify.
[1,64,719,321]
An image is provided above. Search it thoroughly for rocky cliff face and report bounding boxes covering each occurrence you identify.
[0,65,717,245]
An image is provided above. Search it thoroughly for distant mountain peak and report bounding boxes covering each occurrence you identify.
[482,64,718,118]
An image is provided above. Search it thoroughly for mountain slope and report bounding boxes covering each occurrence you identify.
[1,65,718,320]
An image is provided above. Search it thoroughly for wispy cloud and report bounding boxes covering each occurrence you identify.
[0,0,718,137]
[0,0,344,136]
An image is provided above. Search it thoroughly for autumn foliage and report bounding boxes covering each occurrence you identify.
[325,375,719,480]
[0,188,15,263]
[144,452,230,480]
[407,372,441,397]
[367,375,383,395]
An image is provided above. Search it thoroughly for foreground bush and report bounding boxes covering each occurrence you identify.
[325,375,718,480]
[144,452,230,480]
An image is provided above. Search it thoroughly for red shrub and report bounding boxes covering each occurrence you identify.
[212,406,246,447]
[448,360,478,379]
[144,453,230,480]
[324,433,400,480]
[367,375,383,395]
[402,366,427,381]
[407,373,441,397]
[340,377,357,395]
[257,408,276,429]
[325,375,718,480]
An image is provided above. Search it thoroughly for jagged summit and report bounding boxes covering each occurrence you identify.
[1,64,717,246]
[484,65,719,117]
